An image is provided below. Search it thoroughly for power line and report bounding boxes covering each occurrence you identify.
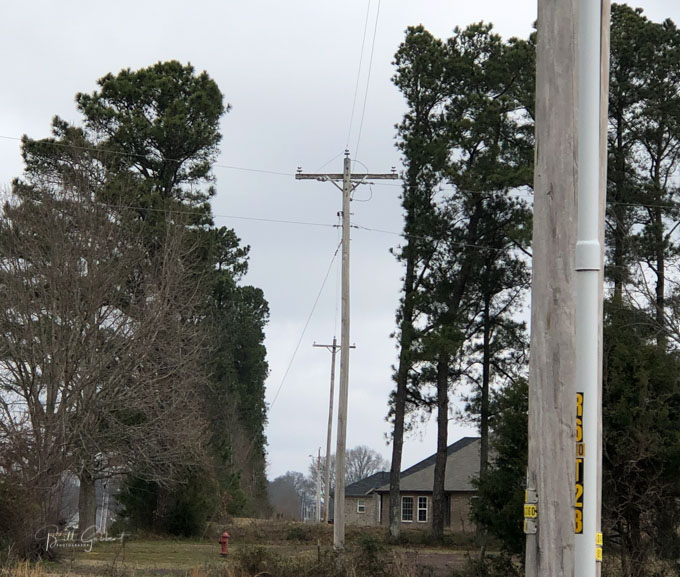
[314,150,346,173]
[0,134,295,178]
[5,182,531,250]
[2,185,340,230]
[269,241,342,409]
[354,0,382,159]
[214,164,293,177]
[213,213,337,229]
[352,222,526,253]
[346,0,373,150]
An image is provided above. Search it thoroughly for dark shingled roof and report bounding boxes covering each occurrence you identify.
[376,437,481,493]
[400,437,478,478]
[344,471,391,497]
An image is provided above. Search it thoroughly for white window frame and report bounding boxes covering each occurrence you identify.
[357,499,366,513]
[401,496,414,522]
[417,496,428,523]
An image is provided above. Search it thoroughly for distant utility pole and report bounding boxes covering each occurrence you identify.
[316,448,322,523]
[297,151,397,550]
[525,0,579,575]
[313,337,355,523]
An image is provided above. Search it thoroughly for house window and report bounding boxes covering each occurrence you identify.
[401,496,414,522]
[418,496,428,522]
[357,499,366,513]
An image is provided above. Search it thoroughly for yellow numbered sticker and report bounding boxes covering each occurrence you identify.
[596,532,603,546]
[596,547,603,562]
[524,504,538,518]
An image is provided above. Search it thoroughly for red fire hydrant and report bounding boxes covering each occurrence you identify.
[218,530,230,556]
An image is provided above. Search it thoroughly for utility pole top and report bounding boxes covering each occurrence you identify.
[295,151,400,183]
[313,341,356,352]
[295,172,398,181]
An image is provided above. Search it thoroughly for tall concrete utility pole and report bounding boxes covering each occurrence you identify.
[525,0,578,575]
[574,2,610,576]
[296,151,397,549]
[314,337,355,523]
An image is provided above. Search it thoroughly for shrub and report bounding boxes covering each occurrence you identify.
[452,553,522,577]
[234,546,281,575]
[285,525,312,542]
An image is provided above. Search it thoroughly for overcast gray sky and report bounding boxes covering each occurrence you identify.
[2,1,678,481]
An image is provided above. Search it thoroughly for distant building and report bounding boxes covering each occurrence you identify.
[343,437,481,533]
[343,471,390,526]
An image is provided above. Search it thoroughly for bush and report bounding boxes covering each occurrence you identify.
[234,546,281,575]
[356,534,388,575]
[452,553,523,577]
[285,525,312,542]
[118,469,218,537]
[0,480,57,561]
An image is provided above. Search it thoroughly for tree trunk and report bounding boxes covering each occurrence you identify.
[618,518,630,577]
[389,236,417,540]
[611,107,629,301]
[480,297,491,478]
[652,141,666,348]
[628,509,648,577]
[476,297,492,547]
[432,354,449,540]
[655,205,666,348]
[78,469,97,534]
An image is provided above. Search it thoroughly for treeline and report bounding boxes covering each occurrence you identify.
[0,61,269,552]
[388,5,680,576]
[268,445,389,521]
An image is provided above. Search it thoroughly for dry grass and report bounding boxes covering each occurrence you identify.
[0,561,44,577]
[0,521,477,576]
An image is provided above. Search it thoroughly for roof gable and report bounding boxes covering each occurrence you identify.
[376,437,481,493]
[345,471,391,497]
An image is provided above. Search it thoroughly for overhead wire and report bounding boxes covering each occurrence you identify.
[3,177,532,253]
[0,134,296,178]
[354,0,382,159]
[1,183,340,230]
[269,240,343,409]
[352,222,528,254]
[6,133,680,213]
[2,131,544,253]
[346,0,373,150]
[313,150,346,173]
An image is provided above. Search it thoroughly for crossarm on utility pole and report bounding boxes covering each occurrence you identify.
[296,173,398,181]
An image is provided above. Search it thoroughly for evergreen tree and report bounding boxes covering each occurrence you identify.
[389,25,448,540]
[9,61,270,533]
[471,378,528,557]
[391,23,533,540]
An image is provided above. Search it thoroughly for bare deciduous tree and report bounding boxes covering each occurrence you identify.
[0,168,210,531]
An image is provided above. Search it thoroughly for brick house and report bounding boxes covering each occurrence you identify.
[342,437,480,533]
[343,471,390,526]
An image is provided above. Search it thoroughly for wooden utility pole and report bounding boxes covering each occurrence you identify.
[314,337,355,523]
[316,448,322,523]
[525,0,579,575]
[596,4,611,576]
[297,151,397,549]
